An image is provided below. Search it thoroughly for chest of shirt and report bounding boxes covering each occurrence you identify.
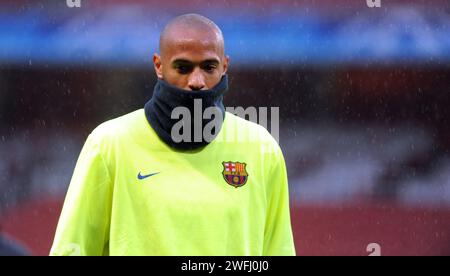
[107,142,268,221]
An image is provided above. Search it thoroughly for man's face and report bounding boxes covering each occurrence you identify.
[153,30,229,91]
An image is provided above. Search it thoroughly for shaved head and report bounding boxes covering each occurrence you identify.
[153,14,229,91]
[159,14,225,58]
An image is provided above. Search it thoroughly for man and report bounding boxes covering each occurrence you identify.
[50,14,295,256]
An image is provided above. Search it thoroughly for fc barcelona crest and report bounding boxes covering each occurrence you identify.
[222,161,248,188]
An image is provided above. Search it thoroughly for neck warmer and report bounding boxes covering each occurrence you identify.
[144,75,228,150]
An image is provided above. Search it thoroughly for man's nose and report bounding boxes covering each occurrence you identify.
[187,68,206,91]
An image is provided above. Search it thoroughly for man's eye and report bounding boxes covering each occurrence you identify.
[176,65,191,74]
[203,65,217,72]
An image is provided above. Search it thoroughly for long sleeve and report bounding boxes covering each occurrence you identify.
[263,144,296,256]
[50,133,113,256]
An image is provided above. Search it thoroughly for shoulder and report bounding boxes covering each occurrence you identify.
[223,112,282,155]
[224,112,272,138]
[87,109,145,148]
[92,109,143,136]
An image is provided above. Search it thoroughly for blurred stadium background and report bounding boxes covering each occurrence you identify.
[1,0,450,255]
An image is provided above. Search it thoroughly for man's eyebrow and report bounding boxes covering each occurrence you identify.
[201,59,220,64]
[171,59,220,65]
[172,59,193,65]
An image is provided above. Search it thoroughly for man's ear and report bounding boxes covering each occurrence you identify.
[222,55,230,76]
[153,53,163,79]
